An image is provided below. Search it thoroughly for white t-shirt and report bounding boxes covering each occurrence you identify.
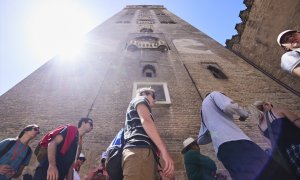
[198,91,251,153]
[281,48,300,73]
[73,169,81,180]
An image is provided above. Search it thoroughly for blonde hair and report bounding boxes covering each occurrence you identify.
[253,101,265,108]
[136,87,155,97]
[248,101,266,124]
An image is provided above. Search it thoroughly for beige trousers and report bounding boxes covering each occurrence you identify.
[122,147,159,180]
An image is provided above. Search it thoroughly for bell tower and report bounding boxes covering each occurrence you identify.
[1,5,299,179]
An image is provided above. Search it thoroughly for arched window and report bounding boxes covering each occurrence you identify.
[207,65,228,79]
[142,64,156,78]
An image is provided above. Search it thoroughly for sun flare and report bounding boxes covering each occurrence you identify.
[25,1,96,62]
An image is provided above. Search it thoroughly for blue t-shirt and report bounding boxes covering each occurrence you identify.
[0,138,32,180]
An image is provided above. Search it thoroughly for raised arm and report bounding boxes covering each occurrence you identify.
[137,104,174,177]
[211,91,249,119]
[277,107,300,128]
[293,66,300,78]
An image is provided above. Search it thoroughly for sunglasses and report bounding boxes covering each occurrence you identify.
[33,127,39,131]
[152,93,156,100]
[78,157,86,161]
[24,126,39,131]
[31,127,40,134]
[88,121,93,127]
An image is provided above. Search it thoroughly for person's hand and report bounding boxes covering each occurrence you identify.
[215,173,227,180]
[161,151,174,178]
[47,164,59,180]
[159,169,175,180]
[0,165,15,176]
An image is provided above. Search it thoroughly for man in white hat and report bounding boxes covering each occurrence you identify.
[277,30,300,78]
[73,153,86,180]
[181,137,218,180]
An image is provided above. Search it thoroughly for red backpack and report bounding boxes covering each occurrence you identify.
[34,124,78,162]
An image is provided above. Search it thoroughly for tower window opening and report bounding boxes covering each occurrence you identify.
[142,64,156,78]
[207,65,228,79]
[146,72,153,77]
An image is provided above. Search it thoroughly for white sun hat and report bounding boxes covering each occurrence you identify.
[277,30,297,46]
[79,153,85,158]
[181,137,196,154]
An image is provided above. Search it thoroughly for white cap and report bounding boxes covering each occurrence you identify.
[181,137,196,154]
[79,153,85,158]
[277,30,297,46]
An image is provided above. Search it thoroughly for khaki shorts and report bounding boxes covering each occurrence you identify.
[122,147,159,180]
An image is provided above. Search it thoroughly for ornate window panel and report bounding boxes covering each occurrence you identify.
[127,36,168,52]
[139,25,154,32]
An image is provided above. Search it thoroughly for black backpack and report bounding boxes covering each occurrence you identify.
[105,128,125,180]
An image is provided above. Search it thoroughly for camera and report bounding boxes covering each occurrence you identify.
[96,169,103,175]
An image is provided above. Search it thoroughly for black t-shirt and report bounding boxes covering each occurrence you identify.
[39,127,78,179]
[124,96,157,152]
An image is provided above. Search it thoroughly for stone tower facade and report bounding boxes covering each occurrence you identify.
[1,5,300,180]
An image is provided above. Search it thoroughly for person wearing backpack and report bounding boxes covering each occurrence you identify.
[198,91,297,180]
[33,118,93,180]
[251,101,300,178]
[0,124,40,179]
[122,87,174,180]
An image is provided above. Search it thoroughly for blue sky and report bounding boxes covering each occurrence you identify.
[0,0,245,96]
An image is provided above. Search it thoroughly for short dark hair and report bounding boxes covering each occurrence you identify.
[78,117,93,128]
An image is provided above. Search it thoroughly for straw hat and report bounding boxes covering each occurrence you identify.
[181,137,196,154]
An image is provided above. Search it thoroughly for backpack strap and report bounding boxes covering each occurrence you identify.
[149,146,162,169]
[0,139,16,158]
[265,111,277,147]
[265,110,295,176]
[268,110,277,121]
[60,125,78,155]
[200,110,207,128]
